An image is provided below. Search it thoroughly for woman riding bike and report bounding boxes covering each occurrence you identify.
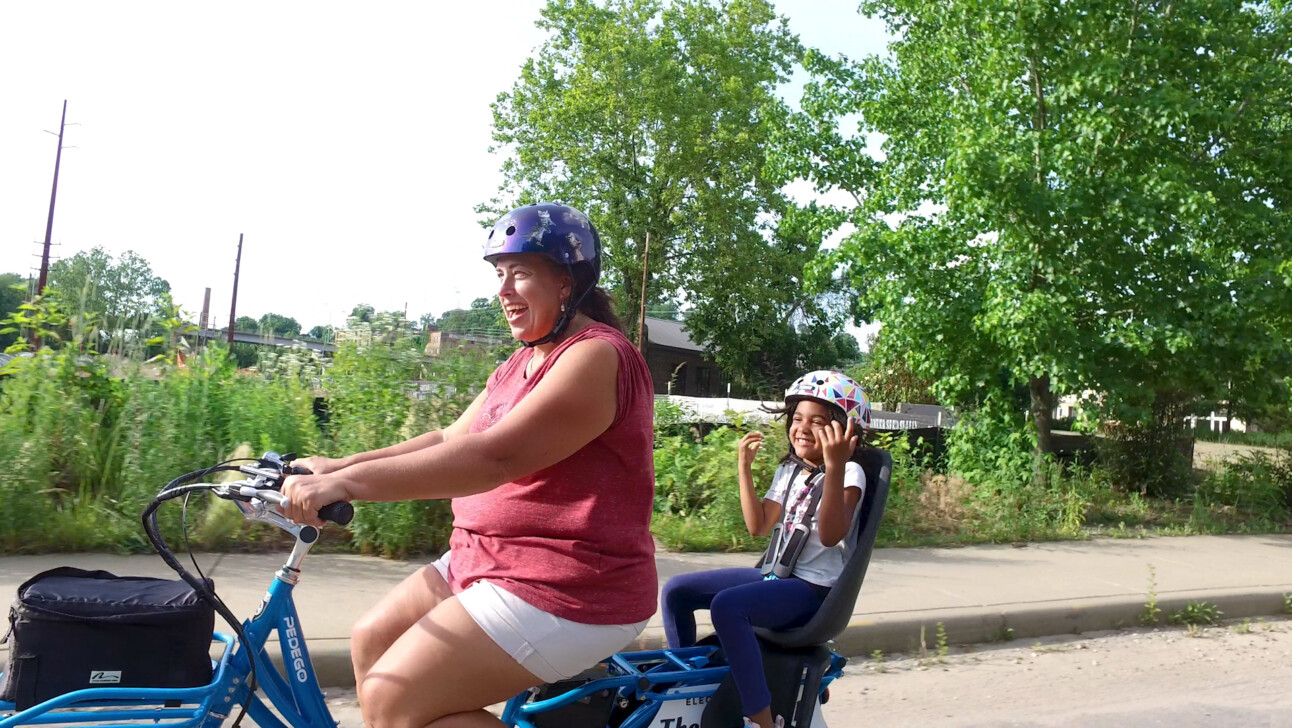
[282,203,657,728]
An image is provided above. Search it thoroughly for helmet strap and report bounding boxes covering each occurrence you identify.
[520,266,591,348]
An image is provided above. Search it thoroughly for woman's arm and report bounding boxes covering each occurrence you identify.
[281,338,620,524]
[295,390,489,475]
[815,420,863,548]
[341,389,490,467]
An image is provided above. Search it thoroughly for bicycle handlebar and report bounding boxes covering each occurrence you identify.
[232,452,355,527]
[229,485,355,527]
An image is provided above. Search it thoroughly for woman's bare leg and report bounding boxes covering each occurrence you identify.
[357,594,541,728]
[350,564,453,688]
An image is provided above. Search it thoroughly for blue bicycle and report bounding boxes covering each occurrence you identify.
[0,448,890,728]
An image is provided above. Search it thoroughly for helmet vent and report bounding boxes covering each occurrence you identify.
[506,225,516,235]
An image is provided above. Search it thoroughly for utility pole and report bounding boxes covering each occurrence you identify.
[199,287,212,344]
[228,234,243,346]
[636,233,650,351]
[36,100,68,297]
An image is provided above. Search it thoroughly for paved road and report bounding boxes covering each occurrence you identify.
[817,616,1292,727]
[322,618,1292,726]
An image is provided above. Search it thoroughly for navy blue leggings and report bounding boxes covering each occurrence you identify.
[661,567,827,716]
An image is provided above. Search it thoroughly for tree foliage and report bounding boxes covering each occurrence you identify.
[257,313,301,339]
[846,333,939,407]
[305,325,335,343]
[47,248,172,335]
[485,0,850,392]
[792,0,1292,458]
[0,274,29,351]
[435,298,507,337]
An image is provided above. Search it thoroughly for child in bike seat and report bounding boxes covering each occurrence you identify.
[660,370,871,728]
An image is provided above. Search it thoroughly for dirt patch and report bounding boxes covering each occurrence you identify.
[1193,440,1283,470]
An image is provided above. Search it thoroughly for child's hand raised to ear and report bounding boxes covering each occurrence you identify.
[816,419,858,469]
[736,431,764,468]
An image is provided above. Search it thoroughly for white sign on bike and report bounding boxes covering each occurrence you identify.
[647,685,716,728]
[647,686,827,728]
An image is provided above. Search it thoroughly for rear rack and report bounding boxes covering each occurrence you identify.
[501,645,728,725]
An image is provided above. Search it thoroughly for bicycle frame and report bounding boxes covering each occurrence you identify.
[0,511,336,728]
[500,645,843,728]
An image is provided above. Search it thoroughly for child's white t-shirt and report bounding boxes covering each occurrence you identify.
[763,460,867,588]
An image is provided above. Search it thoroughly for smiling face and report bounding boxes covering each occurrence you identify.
[493,253,571,342]
[787,398,841,467]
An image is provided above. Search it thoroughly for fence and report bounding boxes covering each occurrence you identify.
[656,395,954,431]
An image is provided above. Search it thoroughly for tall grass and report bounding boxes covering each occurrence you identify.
[4,328,1288,556]
[0,332,501,555]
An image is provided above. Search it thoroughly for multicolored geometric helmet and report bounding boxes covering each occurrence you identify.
[484,202,602,278]
[785,370,871,429]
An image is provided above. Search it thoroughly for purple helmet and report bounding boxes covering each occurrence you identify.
[484,202,603,346]
[484,202,601,278]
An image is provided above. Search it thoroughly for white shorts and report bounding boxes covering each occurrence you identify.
[430,552,648,683]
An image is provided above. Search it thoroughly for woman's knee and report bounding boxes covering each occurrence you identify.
[351,606,402,670]
[359,674,436,728]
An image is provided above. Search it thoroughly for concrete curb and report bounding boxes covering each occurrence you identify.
[297,587,1291,688]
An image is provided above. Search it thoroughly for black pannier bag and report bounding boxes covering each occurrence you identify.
[0,567,215,710]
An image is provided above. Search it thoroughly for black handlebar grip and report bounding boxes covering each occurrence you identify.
[319,501,354,526]
[289,465,313,476]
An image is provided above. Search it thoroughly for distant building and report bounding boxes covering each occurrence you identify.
[424,330,509,357]
[641,317,727,397]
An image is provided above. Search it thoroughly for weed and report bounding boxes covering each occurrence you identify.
[997,626,1016,642]
[1168,601,1224,626]
[1140,565,1161,626]
[935,622,950,663]
[1283,594,1292,615]
[870,649,886,673]
[1233,619,1253,635]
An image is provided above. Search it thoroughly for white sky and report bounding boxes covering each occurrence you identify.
[0,0,888,338]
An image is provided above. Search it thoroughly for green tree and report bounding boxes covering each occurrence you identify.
[305,325,335,343]
[47,248,171,336]
[234,316,259,333]
[484,0,846,389]
[792,0,1292,469]
[0,274,29,351]
[257,313,301,338]
[846,333,939,407]
[349,304,375,324]
[436,298,507,337]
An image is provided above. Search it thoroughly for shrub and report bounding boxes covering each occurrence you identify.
[1195,448,1292,521]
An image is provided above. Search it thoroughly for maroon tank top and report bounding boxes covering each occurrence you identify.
[448,323,657,624]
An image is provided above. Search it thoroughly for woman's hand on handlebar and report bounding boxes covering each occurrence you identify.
[291,455,346,476]
[281,472,355,527]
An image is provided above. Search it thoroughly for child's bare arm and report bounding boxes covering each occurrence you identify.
[736,432,781,536]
